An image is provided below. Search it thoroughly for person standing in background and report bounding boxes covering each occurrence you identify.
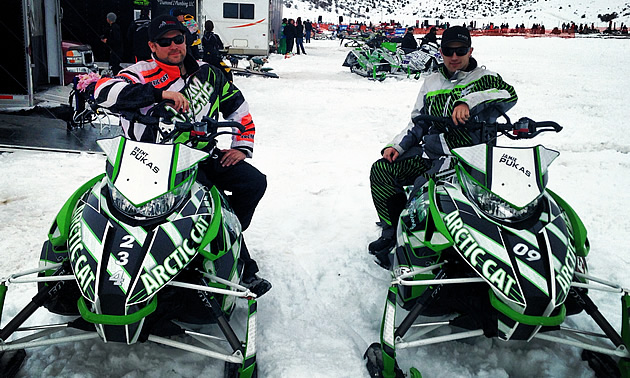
[278,18,287,54]
[173,8,201,59]
[201,20,233,81]
[284,19,296,55]
[304,19,313,43]
[202,20,224,66]
[127,8,152,62]
[101,12,123,74]
[295,17,306,54]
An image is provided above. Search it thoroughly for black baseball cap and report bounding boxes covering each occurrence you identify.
[148,15,186,41]
[172,9,186,17]
[441,26,471,47]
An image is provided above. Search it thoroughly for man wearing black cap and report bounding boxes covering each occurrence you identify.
[94,15,271,296]
[368,25,518,267]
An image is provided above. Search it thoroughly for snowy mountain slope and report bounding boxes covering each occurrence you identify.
[285,0,630,29]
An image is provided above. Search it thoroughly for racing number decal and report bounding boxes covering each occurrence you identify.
[120,234,134,249]
[513,243,541,261]
[116,235,134,266]
[110,235,134,286]
[110,271,125,286]
[115,252,129,266]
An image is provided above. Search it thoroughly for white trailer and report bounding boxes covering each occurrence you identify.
[200,0,283,56]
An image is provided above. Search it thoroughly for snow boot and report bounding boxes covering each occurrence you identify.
[368,226,395,255]
[242,273,272,297]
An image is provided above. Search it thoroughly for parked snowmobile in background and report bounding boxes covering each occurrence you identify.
[340,32,373,47]
[0,110,261,378]
[228,54,279,79]
[365,115,630,377]
[342,34,441,81]
[402,42,442,77]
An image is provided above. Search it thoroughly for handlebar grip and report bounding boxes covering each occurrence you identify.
[120,111,160,126]
[411,114,448,124]
[201,116,246,133]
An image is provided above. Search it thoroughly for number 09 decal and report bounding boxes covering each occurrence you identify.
[513,243,541,261]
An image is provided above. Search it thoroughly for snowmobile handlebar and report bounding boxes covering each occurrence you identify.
[119,101,245,145]
[411,114,562,141]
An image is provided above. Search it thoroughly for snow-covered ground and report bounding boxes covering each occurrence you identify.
[1,36,629,377]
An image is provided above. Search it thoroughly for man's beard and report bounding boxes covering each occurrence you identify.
[153,52,185,66]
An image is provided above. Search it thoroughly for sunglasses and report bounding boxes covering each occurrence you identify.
[441,46,470,57]
[155,34,185,47]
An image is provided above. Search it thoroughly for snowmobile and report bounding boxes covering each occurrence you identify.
[364,114,630,377]
[401,42,442,78]
[342,35,440,81]
[0,110,261,377]
[339,32,373,47]
[227,54,278,79]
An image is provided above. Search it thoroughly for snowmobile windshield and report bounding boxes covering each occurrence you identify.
[108,173,194,219]
[459,171,542,223]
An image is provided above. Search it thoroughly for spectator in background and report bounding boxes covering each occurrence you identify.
[401,27,418,52]
[201,20,232,81]
[295,17,306,54]
[101,12,123,74]
[278,18,287,54]
[420,27,438,46]
[304,19,313,43]
[173,8,201,59]
[127,8,152,62]
[284,19,297,55]
[202,20,224,66]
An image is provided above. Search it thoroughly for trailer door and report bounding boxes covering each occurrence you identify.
[0,0,33,107]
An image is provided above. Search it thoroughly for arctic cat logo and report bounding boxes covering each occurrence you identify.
[555,245,577,297]
[67,204,96,295]
[444,211,517,298]
[499,154,531,177]
[187,78,214,117]
[140,217,210,296]
[130,147,160,173]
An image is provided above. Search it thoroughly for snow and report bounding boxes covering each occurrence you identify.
[284,0,630,29]
[1,36,630,377]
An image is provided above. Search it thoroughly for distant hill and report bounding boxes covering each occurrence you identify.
[284,0,630,29]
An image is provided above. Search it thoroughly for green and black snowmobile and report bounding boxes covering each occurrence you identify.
[365,115,630,378]
[342,34,441,81]
[0,111,262,378]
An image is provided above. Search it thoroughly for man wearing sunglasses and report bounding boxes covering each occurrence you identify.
[368,26,518,267]
[94,15,271,296]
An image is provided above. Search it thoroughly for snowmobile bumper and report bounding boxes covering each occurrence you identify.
[620,293,630,377]
[367,269,630,377]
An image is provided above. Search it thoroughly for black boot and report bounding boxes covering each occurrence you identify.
[241,241,272,297]
[242,272,272,297]
[368,226,395,255]
[373,250,393,270]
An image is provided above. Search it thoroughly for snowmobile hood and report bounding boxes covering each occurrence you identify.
[452,144,559,208]
[97,137,209,206]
